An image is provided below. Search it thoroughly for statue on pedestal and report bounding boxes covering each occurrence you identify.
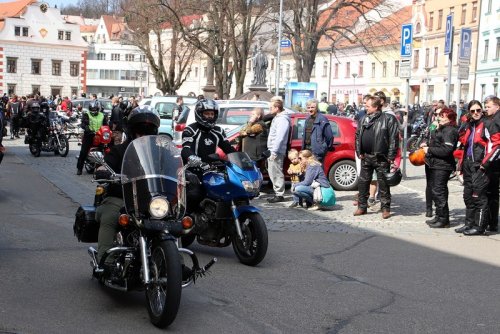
[252,45,268,86]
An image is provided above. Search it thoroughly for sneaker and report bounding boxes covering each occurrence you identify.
[307,204,320,211]
[267,196,285,203]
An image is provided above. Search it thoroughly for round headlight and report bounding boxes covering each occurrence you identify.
[103,132,111,140]
[149,197,169,219]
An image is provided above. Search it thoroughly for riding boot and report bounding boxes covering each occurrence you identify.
[464,209,488,236]
[455,208,474,233]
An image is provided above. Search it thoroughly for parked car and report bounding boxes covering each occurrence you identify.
[72,98,112,117]
[150,96,197,138]
[222,113,358,191]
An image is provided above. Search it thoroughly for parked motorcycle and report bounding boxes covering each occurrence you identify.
[181,151,268,266]
[73,135,215,328]
[78,125,112,174]
[406,116,428,152]
[26,113,69,157]
[58,109,83,140]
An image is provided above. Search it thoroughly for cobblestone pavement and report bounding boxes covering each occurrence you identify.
[2,134,484,238]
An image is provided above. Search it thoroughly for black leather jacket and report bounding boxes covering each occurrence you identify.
[355,111,399,161]
[425,124,458,171]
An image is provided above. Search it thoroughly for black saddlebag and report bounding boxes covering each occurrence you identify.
[74,205,99,242]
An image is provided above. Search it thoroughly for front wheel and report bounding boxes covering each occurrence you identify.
[232,212,268,266]
[57,135,69,157]
[146,240,182,328]
[29,143,41,157]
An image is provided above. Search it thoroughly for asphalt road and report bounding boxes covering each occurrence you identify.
[1,138,500,333]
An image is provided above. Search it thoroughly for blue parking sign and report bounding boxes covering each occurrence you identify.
[459,28,472,60]
[401,24,413,57]
[444,14,453,55]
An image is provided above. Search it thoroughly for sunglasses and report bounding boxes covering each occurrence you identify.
[470,108,482,114]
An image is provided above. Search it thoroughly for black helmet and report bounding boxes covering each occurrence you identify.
[384,168,402,187]
[89,100,101,115]
[127,105,160,138]
[194,99,218,129]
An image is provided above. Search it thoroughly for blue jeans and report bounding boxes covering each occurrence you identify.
[293,185,314,205]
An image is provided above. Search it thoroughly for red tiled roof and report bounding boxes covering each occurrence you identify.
[160,14,203,29]
[80,25,97,33]
[101,15,126,40]
[0,0,36,20]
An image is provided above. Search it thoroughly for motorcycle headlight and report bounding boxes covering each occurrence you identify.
[103,132,111,141]
[242,180,261,193]
[149,197,169,219]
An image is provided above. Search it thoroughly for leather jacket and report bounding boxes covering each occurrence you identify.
[425,124,458,171]
[355,111,399,161]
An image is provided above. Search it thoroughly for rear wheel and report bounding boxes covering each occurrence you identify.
[29,143,41,157]
[146,240,182,328]
[57,135,69,157]
[232,212,268,266]
[328,160,357,191]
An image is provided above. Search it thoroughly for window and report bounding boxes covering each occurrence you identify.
[32,85,40,95]
[382,62,387,77]
[486,0,492,14]
[438,10,443,30]
[22,27,28,36]
[449,7,454,15]
[58,30,64,40]
[484,40,489,61]
[111,53,120,61]
[65,31,71,40]
[359,61,364,77]
[14,26,20,36]
[286,64,290,79]
[345,62,350,78]
[434,47,439,67]
[413,50,419,69]
[472,1,478,21]
[51,87,62,97]
[394,60,399,77]
[270,58,275,71]
[194,67,198,77]
[429,12,434,31]
[7,57,17,73]
[7,84,16,95]
[416,22,421,34]
[139,55,146,62]
[247,60,252,72]
[371,62,375,78]
[70,62,79,77]
[87,69,98,79]
[425,48,430,68]
[97,53,106,60]
[461,4,467,25]
[71,87,78,96]
[496,37,500,60]
[322,61,328,77]
[52,60,62,76]
[31,59,41,75]
[203,66,207,78]
[125,54,135,62]
[334,63,339,78]
[14,26,28,36]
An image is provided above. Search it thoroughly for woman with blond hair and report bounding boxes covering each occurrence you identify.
[291,149,332,210]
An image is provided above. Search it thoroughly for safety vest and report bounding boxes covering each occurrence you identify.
[88,112,104,132]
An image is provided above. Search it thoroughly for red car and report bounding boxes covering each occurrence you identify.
[223,113,359,191]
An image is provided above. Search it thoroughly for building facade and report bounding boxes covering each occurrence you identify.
[0,0,87,97]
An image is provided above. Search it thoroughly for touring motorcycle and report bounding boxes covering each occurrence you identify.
[181,151,268,266]
[73,135,215,328]
[25,112,69,157]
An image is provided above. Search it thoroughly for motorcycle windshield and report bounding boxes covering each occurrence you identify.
[227,152,255,171]
[121,135,186,219]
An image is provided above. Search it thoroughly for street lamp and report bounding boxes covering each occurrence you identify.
[352,73,358,104]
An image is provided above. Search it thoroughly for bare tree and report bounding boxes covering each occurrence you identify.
[59,0,124,17]
[122,0,198,95]
[276,0,395,82]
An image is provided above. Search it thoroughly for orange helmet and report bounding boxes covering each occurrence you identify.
[409,148,426,166]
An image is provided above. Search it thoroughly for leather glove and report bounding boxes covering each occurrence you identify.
[188,155,202,167]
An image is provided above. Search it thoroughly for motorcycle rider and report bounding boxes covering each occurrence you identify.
[24,94,44,144]
[76,94,107,175]
[180,99,235,210]
[94,105,160,265]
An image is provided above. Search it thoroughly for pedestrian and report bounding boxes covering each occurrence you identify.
[266,97,291,203]
[291,149,332,211]
[353,94,399,219]
[327,102,338,115]
[109,96,123,145]
[287,149,304,207]
[301,98,333,163]
[455,100,489,235]
[173,96,189,124]
[421,108,458,228]
[7,95,21,139]
[482,96,500,233]
[318,97,329,113]
[240,107,268,161]
[60,96,73,116]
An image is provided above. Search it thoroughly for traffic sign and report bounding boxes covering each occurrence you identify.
[400,24,413,57]
[399,59,411,78]
[280,39,291,48]
[444,14,454,55]
[458,65,469,80]
[459,28,472,60]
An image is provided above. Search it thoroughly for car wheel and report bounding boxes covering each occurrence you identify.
[328,160,358,191]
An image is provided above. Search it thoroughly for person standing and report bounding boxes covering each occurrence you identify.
[421,108,458,228]
[76,94,106,175]
[7,95,21,139]
[353,95,399,219]
[301,98,333,163]
[455,101,489,235]
[266,98,291,203]
[482,96,500,233]
[109,96,123,145]
[60,96,73,116]
[174,96,189,124]
[318,97,329,113]
[240,107,268,161]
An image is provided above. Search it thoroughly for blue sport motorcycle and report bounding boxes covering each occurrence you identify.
[181,152,268,266]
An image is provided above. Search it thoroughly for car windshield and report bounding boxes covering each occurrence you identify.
[100,100,112,110]
[155,102,176,119]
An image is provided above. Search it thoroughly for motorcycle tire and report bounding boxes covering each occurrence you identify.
[29,143,41,157]
[57,135,69,157]
[406,137,418,152]
[180,234,196,248]
[146,240,182,328]
[231,212,268,266]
